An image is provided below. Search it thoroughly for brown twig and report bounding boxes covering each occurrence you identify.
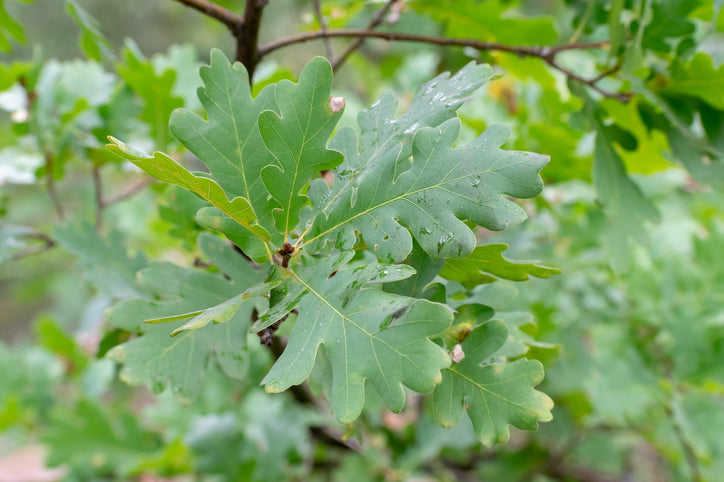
[170,0,243,30]
[91,165,103,229]
[259,30,627,101]
[101,177,154,208]
[171,0,268,80]
[44,150,65,221]
[547,59,630,103]
[312,0,334,61]
[260,30,607,60]
[331,0,399,71]
[11,231,56,261]
[235,0,268,80]
[590,62,621,84]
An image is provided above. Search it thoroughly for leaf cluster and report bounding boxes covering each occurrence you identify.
[105,49,555,442]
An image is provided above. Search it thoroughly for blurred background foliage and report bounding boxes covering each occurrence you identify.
[1,0,724,480]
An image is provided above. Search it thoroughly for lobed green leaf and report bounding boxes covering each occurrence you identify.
[433,320,553,445]
[258,251,452,423]
[308,119,548,262]
[106,137,270,243]
[105,233,264,402]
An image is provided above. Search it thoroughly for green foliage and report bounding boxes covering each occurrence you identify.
[440,244,560,288]
[3,0,724,480]
[259,251,452,422]
[106,233,263,402]
[64,0,113,62]
[412,0,558,45]
[116,42,183,150]
[433,320,553,445]
[103,51,551,437]
[258,57,343,235]
[43,400,160,476]
[0,0,31,51]
[169,49,280,249]
[659,53,724,110]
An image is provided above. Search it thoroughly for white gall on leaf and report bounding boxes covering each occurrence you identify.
[329,96,345,113]
[450,344,465,363]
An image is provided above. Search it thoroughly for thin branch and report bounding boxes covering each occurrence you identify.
[91,165,103,229]
[550,41,611,52]
[11,231,56,261]
[44,150,65,221]
[259,29,607,61]
[590,62,621,84]
[101,177,154,208]
[331,0,399,71]
[235,0,269,80]
[666,393,703,482]
[547,60,631,102]
[259,30,627,101]
[312,0,334,61]
[170,0,243,30]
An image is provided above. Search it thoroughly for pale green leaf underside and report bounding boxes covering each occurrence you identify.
[105,233,264,401]
[168,281,278,336]
[440,244,561,289]
[195,207,270,263]
[106,136,269,242]
[433,320,554,445]
[260,252,452,423]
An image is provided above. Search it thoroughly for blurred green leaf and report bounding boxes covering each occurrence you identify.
[642,0,704,53]
[53,222,146,297]
[117,41,183,150]
[43,399,160,477]
[659,53,724,110]
[65,0,113,62]
[35,315,88,375]
[105,233,263,402]
[413,0,558,45]
[0,0,30,51]
[440,244,560,289]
